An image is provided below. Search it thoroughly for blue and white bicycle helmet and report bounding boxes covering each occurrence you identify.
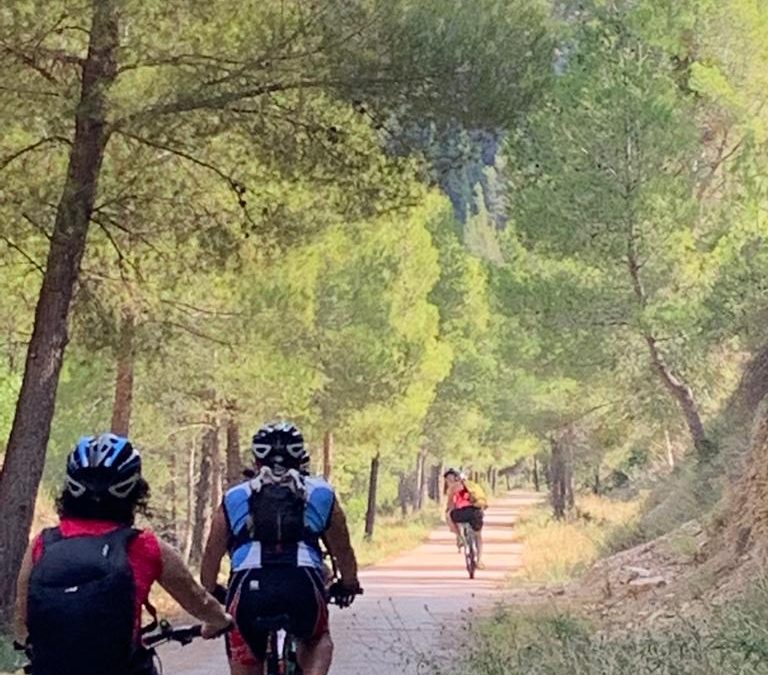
[251,421,308,472]
[66,433,142,500]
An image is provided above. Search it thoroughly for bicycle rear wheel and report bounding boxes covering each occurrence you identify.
[463,524,477,579]
[265,631,281,675]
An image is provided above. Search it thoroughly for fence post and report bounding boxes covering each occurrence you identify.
[364,453,380,540]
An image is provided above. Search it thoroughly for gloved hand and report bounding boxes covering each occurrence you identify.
[328,579,363,608]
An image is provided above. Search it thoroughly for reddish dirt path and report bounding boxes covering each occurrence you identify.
[160,491,542,675]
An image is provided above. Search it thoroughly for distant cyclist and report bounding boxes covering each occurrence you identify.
[201,421,361,675]
[443,468,486,569]
[14,433,232,675]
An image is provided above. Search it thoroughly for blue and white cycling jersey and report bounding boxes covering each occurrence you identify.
[223,475,335,572]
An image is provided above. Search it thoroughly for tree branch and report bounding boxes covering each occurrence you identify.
[0,136,70,172]
[0,235,44,274]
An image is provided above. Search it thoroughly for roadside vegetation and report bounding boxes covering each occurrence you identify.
[514,494,645,584]
[445,582,768,675]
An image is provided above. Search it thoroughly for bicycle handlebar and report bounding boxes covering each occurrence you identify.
[142,621,203,648]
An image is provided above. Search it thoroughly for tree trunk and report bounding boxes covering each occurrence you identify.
[364,453,380,540]
[432,461,443,503]
[549,434,574,520]
[189,425,216,565]
[533,455,540,492]
[398,473,408,518]
[110,308,135,436]
[323,431,334,481]
[415,450,426,511]
[183,438,197,564]
[170,450,179,548]
[491,468,497,494]
[592,466,601,495]
[225,414,242,486]
[645,334,712,459]
[626,228,711,459]
[210,422,222,511]
[0,0,119,625]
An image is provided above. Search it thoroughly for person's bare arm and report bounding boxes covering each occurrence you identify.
[444,482,458,520]
[323,500,359,586]
[14,540,34,642]
[200,506,228,592]
[157,539,230,636]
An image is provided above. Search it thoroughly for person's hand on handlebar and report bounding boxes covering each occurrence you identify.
[201,612,234,640]
[328,579,363,608]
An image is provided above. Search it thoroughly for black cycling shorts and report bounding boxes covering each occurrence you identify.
[450,506,484,532]
[226,567,328,662]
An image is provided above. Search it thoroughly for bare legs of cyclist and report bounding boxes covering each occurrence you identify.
[225,636,333,675]
[297,633,334,675]
[230,662,263,675]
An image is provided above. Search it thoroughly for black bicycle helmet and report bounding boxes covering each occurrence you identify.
[66,433,142,500]
[251,421,308,472]
[443,467,461,479]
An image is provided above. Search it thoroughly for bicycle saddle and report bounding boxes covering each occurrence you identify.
[249,614,292,632]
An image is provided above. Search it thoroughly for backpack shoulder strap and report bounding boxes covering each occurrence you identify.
[38,526,63,556]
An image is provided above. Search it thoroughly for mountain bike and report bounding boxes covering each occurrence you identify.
[459,521,479,579]
[14,619,206,675]
[240,584,363,675]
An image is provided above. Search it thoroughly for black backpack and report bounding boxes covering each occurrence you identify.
[247,483,306,547]
[27,527,139,675]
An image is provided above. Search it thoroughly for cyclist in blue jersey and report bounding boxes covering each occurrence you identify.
[201,421,361,675]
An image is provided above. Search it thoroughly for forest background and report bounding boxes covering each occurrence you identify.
[1,0,768,640]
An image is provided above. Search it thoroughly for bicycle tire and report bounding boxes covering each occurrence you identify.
[265,631,281,675]
[463,524,477,579]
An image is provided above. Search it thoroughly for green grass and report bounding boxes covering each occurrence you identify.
[351,505,442,567]
[439,581,768,675]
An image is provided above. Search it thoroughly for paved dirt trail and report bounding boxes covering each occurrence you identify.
[161,490,542,675]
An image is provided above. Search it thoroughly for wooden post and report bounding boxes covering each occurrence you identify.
[323,431,334,481]
[364,453,380,540]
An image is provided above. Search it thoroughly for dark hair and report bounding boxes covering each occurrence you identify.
[56,477,151,525]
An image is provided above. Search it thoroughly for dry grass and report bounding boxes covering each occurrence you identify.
[515,494,645,583]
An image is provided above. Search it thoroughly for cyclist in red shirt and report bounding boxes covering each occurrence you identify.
[14,433,232,675]
[444,468,485,568]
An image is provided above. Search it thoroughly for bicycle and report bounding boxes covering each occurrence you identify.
[458,521,479,579]
[14,619,206,675]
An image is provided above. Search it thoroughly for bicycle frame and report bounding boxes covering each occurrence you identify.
[265,628,301,675]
